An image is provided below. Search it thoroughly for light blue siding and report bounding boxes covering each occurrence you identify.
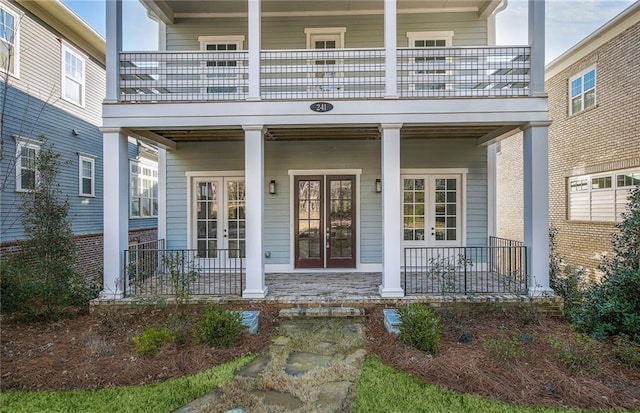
[166,12,487,51]
[165,137,487,266]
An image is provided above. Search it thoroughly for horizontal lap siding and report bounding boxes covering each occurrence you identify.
[166,12,486,50]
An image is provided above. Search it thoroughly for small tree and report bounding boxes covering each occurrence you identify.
[0,138,94,319]
[572,186,640,342]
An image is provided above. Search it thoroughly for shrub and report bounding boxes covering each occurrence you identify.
[397,304,442,354]
[572,186,640,342]
[548,329,600,373]
[132,326,176,356]
[611,334,640,367]
[483,327,528,366]
[193,305,243,348]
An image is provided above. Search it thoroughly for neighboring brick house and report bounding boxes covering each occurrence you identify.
[0,0,157,284]
[496,2,640,276]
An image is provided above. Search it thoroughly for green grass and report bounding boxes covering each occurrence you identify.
[0,355,252,413]
[353,356,600,413]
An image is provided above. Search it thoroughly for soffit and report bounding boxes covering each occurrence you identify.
[144,0,498,19]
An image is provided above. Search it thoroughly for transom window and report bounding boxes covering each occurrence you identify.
[78,154,95,197]
[130,160,158,218]
[569,67,596,115]
[568,168,639,222]
[15,137,39,192]
[0,4,18,75]
[62,42,86,106]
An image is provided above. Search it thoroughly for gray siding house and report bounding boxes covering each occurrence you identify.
[102,0,551,299]
[0,0,156,282]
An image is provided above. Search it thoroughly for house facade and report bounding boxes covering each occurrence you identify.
[496,2,640,276]
[0,0,157,283]
[102,0,551,298]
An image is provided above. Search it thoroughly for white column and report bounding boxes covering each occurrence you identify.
[105,0,122,103]
[101,129,129,298]
[247,0,261,101]
[528,0,546,96]
[487,144,497,238]
[243,125,267,298]
[157,148,167,242]
[522,122,552,296]
[379,123,404,297]
[384,0,398,98]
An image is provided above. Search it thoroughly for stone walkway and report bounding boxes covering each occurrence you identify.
[175,309,367,413]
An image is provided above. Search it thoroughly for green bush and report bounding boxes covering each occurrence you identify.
[483,327,528,367]
[132,326,176,356]
[397,304,442,354]
[193,305,243,348]
[611,334,640,367]
[548,330,600,373]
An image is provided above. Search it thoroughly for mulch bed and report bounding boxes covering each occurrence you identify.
[2,303,639,410]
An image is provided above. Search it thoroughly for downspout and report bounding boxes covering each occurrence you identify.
[488,0,508,45]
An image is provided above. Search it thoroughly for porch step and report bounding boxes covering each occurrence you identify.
[279,307,365,319]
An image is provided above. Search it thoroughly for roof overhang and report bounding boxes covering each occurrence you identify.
[16,0,105,66]
[141,0,503,24]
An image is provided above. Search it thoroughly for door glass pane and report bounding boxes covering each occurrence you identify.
[196,181,218,258]
[403,178,425,241]
[298,179,321,259]
[227,180,245,258]
[328,179,352,258]
[433,178,457,241]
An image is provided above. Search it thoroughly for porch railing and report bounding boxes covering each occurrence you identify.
[118,46,530,102]
[123,247,244,297]
[403,241,527,295]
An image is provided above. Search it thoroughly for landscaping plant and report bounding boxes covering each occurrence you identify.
[193,304,244,348]
[132,326,176,356]
[397,304,442,354]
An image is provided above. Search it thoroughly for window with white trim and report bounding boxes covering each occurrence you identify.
[130,160,158,218]
[62,42,85,106]
[569,67,596,115]
[406,31,454,91]
[15,138,39,192]
[0,3,18,75]
[304,28,346,91]
[198,35,244,95]
[568,168,639,222]
[78,154,95,197]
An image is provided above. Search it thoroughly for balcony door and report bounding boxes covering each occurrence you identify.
[305,28,346,92]
[199,35,245,96]
[407,31,453,92]
[295,175,356,268]
[192,177,245,265]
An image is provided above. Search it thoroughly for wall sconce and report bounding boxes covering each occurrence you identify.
[72,129,79,136]
[269,180,277,195]
[375,178,382,193]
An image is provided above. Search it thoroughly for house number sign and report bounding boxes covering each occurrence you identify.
[310,102,333,113]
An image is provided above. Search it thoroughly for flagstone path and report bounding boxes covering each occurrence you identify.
[175,309,367,413]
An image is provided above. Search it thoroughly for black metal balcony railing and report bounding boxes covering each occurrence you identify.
[118,46,530,102]
[123,244,244,297]
[403,239,528,295]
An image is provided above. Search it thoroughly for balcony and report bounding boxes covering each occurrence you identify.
[119,46,531,103]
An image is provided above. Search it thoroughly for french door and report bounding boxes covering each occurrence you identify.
[402,175,461,248]
[192,177,245,264]
[295,175,356,268]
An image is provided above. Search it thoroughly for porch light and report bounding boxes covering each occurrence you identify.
[269,180,277,195]
[375,178,382,193]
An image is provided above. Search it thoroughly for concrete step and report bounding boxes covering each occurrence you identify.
[279,307,365,319]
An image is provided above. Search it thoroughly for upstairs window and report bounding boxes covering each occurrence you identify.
[0,3,18,75]
[62,42,86,106]
[15,137,39,192]
[198,36,244,95]
[569,67,596,115]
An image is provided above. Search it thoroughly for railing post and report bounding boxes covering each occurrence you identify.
[106,0,122,102]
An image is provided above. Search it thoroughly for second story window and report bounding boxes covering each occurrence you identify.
[15,137,39,192]
[0,3,18,75]
[62,42,86,106]
[198,35,245,95]
[569,67,596,115]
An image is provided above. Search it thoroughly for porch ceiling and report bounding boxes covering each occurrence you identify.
[142,0,501,21]
[142,125,512,143]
